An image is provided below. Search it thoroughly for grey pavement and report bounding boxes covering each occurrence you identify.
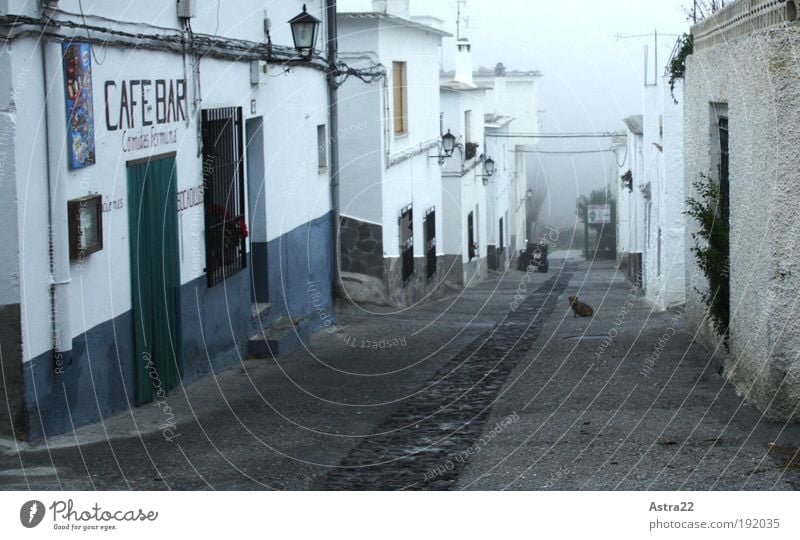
[1,255,798,490]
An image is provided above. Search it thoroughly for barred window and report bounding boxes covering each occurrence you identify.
[425,208,437,279]
[400,205,414,284]
[201,107,247,287]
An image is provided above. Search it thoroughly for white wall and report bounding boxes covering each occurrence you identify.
[641,77,685,310]
[440,87,487,261]
[337,23,383,225]
[9,1,332,361]
[0,42,19,307]
[338,14,445,259]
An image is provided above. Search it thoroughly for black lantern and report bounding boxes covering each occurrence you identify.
[480,156,496,185]
[442,130,457,157]
[289,4,321,59]
[484,157,496,177]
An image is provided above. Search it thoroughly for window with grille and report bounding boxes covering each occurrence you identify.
[201,107,248,287]
[425,208,436,279]
[400,205,414,284]
[467,211,475,261]
[393,61,408,135]
[499,217,504,254]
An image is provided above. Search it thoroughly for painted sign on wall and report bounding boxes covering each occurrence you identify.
[62,42,96,169]
[588,204,612,225]
[104,78,188,153]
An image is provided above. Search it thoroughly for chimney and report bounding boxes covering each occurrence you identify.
[372,0,410,19]
[454,38,476,88]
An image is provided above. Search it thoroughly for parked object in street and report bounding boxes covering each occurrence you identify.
[516,243,549,273]
[567,295,594,318]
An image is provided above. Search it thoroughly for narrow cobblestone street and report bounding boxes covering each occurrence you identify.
[1,256,798,491]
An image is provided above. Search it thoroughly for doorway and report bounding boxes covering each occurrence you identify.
[245,117,268,304]
[127,153,182,406]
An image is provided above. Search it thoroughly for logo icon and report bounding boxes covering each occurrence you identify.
[20,500,45,528]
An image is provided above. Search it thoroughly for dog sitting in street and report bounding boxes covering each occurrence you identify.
[568,295,594,318]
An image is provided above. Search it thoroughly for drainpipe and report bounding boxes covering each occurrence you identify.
[327,0,342,294]
[40,10,73,372]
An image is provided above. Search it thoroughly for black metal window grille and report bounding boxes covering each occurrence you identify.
[400,205,414,284]
[499,217,504,255]
[202,107,247,287]
[467,211,475,261]
[718,116,729,219]
[425,207,436,279]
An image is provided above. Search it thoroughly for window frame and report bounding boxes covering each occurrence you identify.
[392,61,408,136]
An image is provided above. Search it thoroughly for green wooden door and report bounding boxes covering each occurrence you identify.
[127,154,183,406]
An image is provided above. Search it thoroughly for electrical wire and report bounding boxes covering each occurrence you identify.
[78,0,106,65]
[515,149,616,155]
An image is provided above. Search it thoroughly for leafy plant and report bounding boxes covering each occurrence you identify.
[668,33,693,104]
[685,173,729,336]
[465,142,479,160]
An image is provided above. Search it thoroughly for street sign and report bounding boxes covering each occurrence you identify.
[588,204,612,225]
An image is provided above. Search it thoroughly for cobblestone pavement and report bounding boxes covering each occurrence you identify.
[456,261,800,491]
[2,257,798,490]
[319,268,574,490]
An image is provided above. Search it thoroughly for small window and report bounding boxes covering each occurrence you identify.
[467,211,475,261]
[464,110,472,142]
[425,207,437,279]
[317,124,327,171]
[393,61,408,135]
[400,205,414,284]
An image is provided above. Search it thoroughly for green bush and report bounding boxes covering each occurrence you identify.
[685,174,729,336]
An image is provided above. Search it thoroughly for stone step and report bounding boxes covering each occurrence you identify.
[248,317,310,358]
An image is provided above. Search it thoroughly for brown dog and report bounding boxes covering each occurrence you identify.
[568,295,594,318]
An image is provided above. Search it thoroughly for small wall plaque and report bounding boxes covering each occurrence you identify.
[68,194,103,260]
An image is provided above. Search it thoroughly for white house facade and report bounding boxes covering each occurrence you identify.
[336,0,449,306]
[616,115,644,285]
[684,0,800,420]
[475,64,541,256]
[439,38,490,287]
[0,0,336,439]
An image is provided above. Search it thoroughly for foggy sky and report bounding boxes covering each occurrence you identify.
[338,0,692,226]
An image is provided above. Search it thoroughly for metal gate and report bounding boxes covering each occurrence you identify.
[202,107,248,287]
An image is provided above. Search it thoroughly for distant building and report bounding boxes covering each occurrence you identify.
[440,39,491,286]
[336,0,450,306]
[0,0,335,439]
[474,64,542,254]
[616,115,644,285]
[684,0,800,420]
[616,68,686,309]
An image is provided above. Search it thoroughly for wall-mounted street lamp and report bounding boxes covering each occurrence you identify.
[430,130,458,165]
[479,156,496,186]
[289,4,321,60]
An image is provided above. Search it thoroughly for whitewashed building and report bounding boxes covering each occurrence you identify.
[336,0,449,305]
[439,38,490,287]
[615,71,685,309]
[684,0,800,420]
[474,64,541,257]
[616,114,644,285]
[0,0,338,439]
